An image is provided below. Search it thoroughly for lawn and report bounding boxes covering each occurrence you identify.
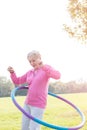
[0,93,87,130]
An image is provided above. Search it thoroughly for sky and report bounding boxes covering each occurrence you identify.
[0,0,87,82]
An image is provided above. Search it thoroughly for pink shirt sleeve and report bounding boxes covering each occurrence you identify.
[42,64,61,79]
[10,72,28,85]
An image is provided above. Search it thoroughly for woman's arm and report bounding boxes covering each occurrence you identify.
[10,72,27,85]
[7,66,27,85]
[42,64,61,79]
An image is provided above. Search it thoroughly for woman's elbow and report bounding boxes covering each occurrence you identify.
[56,72,61,79]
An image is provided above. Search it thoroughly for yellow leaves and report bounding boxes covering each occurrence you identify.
[63,24,75,38]
[63,0,87,43]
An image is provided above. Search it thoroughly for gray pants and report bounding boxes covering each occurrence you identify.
[21,104,45,130]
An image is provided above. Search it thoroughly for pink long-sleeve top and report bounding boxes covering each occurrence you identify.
[10,64,61,109]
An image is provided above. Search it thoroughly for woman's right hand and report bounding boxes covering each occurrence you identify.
[7,66,14,73]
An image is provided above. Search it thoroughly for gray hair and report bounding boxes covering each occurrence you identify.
[27,50,41,59]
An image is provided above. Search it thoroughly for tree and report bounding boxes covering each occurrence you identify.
[63,0,87,43]
[0,76,14,97]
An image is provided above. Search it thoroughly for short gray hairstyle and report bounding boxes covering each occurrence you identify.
[27,50,41,59]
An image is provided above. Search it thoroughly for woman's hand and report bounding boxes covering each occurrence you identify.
[7,66,14,73]
[34,58,43,70]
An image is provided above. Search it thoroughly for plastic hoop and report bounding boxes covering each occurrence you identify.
[11,86,85,130]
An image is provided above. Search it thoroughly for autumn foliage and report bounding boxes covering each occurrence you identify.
[63,0,87,43]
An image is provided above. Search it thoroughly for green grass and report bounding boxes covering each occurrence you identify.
[0,93,87,130]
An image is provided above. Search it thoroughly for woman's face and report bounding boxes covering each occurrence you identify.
[28,55,42,70]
